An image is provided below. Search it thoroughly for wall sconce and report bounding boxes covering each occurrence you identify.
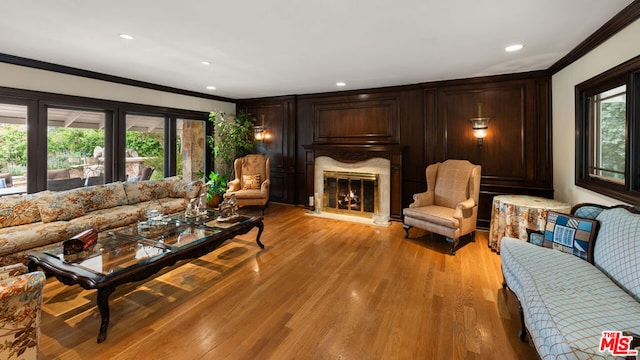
[470,103,489,146]
[253,115,266,141]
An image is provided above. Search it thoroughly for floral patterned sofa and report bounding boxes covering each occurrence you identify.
[501,203,640,359]
[0,177,202,266]
[0,263,45,360]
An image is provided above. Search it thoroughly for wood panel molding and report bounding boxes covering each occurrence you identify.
[312,97,399,144]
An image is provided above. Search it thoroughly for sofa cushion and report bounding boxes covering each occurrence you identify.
[501,237,640,359]
[402,205,458,228]
[37,191,85,223]
[0,192,48,228]
[543,211,599,263]
[171,179,203,199]
[0,221,73,256]
[69,205,144,232]
[123,178,172,204]
[77,182,128,212]
[593,208,640,301]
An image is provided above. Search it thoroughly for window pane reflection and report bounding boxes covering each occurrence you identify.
[125,114,164,181]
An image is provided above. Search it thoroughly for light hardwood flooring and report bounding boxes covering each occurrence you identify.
[39,203,537,359]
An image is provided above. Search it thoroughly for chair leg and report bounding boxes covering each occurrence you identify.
[446,237,459,255]
[403,224,412,238]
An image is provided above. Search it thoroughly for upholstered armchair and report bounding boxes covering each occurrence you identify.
[403,159,481,255]
[0,264,45,360]
[224,154,271,214]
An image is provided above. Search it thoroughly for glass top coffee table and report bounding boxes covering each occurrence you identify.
[27,210,264,343]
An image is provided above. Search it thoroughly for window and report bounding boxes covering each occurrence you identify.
[576,55,640,205]
[47,107,107,191]
[125,114,165,181]
[587,85,626,184]
[0,87,210,193]
[0,103,28,195]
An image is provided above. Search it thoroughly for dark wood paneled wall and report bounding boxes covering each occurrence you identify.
[237,96,296,204]
[239,71,552,228]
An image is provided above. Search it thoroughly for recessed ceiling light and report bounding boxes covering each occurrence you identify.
[336,82,346,87]
[119,34,134,40]
[201,61,211,65]
[206,86,216,90]
[505,44,524,52]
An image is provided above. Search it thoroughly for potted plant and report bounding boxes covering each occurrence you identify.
[208,110,255,180]
[204,171,227,208]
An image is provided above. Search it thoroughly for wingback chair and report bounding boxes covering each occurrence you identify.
[0,263,45,359]
[224,154,270,214]
[403,159,481,255]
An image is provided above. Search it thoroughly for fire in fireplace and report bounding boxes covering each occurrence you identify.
[323,171,378,217]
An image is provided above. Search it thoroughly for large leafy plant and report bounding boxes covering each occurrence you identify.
[208,110,255,179]
[204,171,227,201]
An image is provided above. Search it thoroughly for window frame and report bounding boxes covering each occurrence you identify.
[0,86,211,193]
[575,54,640,206]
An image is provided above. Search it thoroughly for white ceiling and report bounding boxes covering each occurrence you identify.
[0,0,634,99]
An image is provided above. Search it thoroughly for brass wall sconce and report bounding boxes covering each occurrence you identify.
[470,103,489,146]
[253,115,266,141]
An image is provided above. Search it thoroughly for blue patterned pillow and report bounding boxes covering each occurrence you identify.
[543,211,599,263]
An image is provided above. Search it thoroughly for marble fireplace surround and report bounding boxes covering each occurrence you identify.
[303,144,404,222]
[315,156,390,223]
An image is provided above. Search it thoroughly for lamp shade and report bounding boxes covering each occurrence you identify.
[470,117,489,139]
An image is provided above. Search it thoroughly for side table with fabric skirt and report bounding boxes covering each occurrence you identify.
[488,195,571,252]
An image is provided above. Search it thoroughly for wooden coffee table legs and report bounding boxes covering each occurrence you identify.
[97,287,115,343]
[256,220,265,249]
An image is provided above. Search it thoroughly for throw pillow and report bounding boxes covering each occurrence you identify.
[543,211,599,263]
[242,174,261,190]
[37,191,85,223]
[0,178,5,189]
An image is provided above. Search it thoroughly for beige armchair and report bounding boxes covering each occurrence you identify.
[0,264,45,360]
[403,159,481,255]
[224,154,270,214]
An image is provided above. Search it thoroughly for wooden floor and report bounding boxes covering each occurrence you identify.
[39,203,537,360]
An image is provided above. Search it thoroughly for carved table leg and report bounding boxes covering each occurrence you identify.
[255,220,265,249]
[97,287,115,343]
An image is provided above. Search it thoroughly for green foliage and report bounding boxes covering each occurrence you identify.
[205,171,227,201]
[126,131,163,157]
[208,110,255,179]
[48,128,104,156]
[598,101,626,181]
[0,125,27,171]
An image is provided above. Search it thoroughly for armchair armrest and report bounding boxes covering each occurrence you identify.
[453,198,476,219]
[260,179,271,193]
[0,270,45,301]
[0,263,28,280]
[227,178,241,192]
[409,191,433,208]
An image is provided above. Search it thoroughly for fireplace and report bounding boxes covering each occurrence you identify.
[323,171,378,217]
[303,143,404,223]
[313,156,390,225]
